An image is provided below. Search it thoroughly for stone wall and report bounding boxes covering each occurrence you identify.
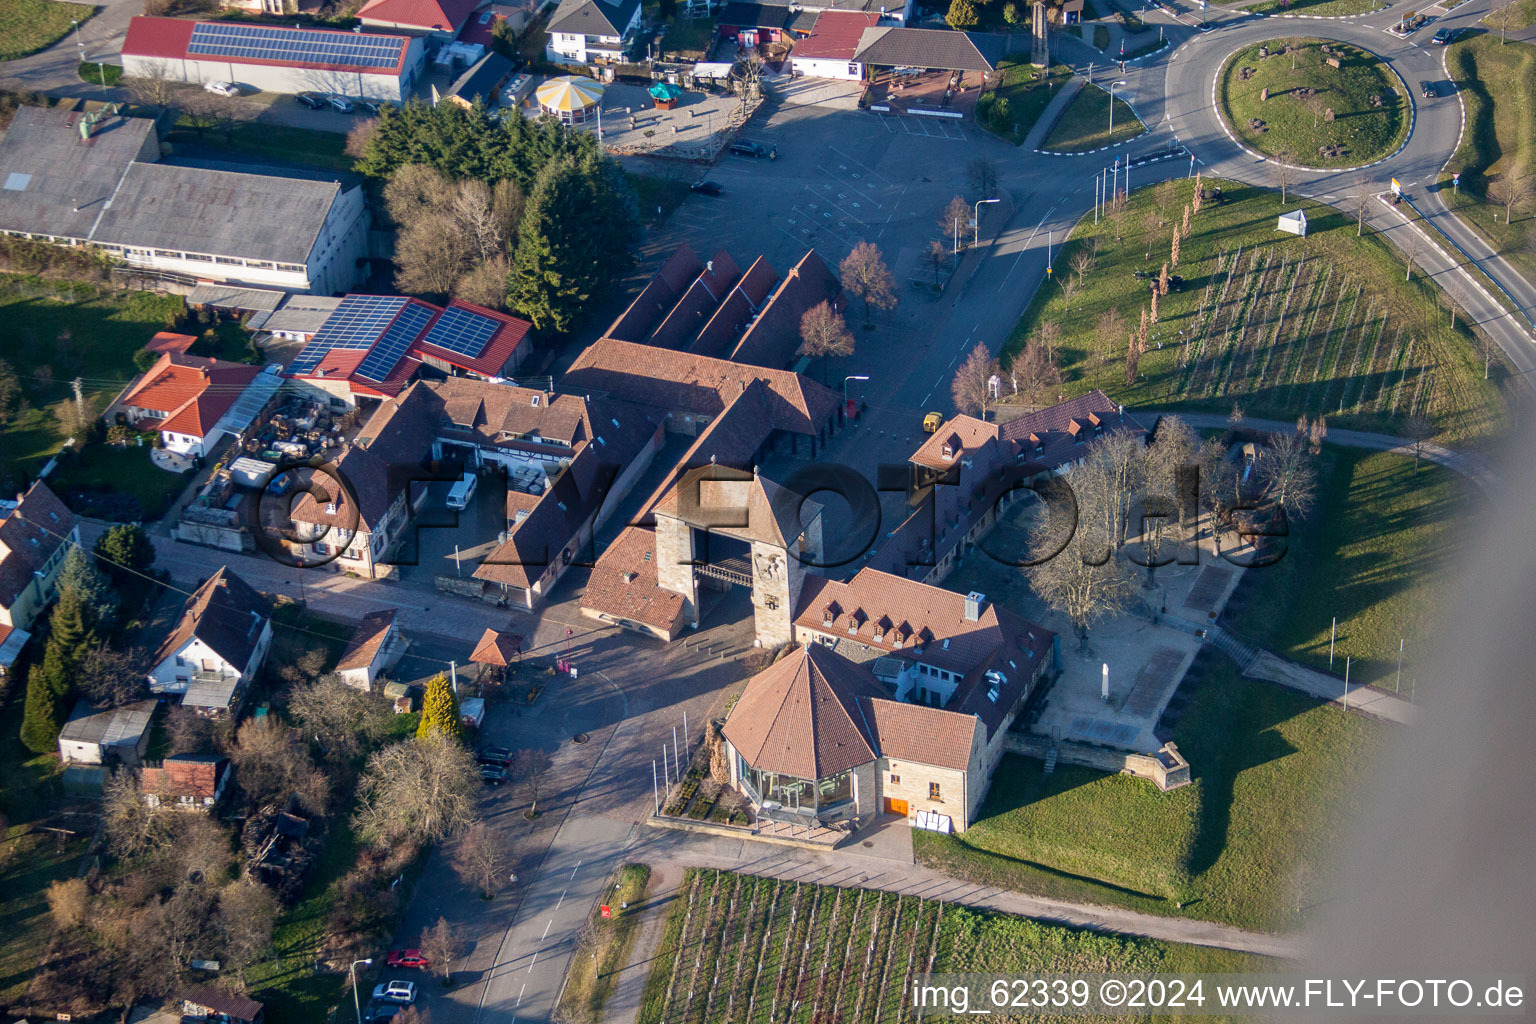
[1004,732,1191,791]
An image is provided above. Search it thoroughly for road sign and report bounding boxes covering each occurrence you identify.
[1390,178,1402,196]
[600,905,612,919]
[1453,172,1460,184]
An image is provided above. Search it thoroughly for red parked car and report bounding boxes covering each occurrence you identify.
[386,949,430,970]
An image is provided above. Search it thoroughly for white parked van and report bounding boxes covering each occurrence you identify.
[446,471,477,510]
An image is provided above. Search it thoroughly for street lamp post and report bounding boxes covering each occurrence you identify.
[1109,79,1128,136]
[842,375,869,415]
[350,958,373,1024]
[973,197,1000,248]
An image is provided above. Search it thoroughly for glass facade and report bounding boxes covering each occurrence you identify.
[738,754,854,814]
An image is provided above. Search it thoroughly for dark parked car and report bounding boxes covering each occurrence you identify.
[356,98,382,115]
[477,745,513,766]
[690,180,723,195]
[1421,80,1436,98]
[296,92,326,109]
[480,763,509,785]
[729,139,777,159]
[1431,27,1464,43]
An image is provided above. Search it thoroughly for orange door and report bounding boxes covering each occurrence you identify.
[884,797,909,816]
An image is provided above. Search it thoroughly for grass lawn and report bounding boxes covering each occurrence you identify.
[628,172,692,227]
[0,0,94,62]
[1223,448,1467,692]
[1484,0,1536,31]
[1440,36,1536,282]
[48,442,192,521]
[76,61,122,87]
[0,275,186,487]
[979,60,1074,146]
[1040,80,1145,153]
[915,659,1381,932]
[1218,40,1407,168]
[559,864,651,1023]
[639,869,1265,1024]
[165,117,354,173]
[1240,0,1387,14]
[1004,177,1506,443]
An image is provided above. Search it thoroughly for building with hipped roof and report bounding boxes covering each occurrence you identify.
[0,107,368,295]
[146,567,272,717]
[117,352,264,458]
[357,0,486,36]
[720,634,1048,833]
[0,480,79,633]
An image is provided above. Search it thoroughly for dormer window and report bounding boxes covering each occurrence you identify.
[873,623,885,641]
[823,606,834,626]
[325,502,337,515]
[941,444,953,461]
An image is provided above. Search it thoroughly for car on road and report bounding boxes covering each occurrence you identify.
[363,1004,403,1023]
[1421,80,1436,98]
[923,411,943,433]
[690,180,723,195]
[477,745,513,766]
[296,92,326,109]
[386,948,431,969]
[372,980,417,1004]
[480,763,509,785]
[327,94,355,113]
[203,81,239,96]
[729,139,777,160]
[1431,27,1464,43]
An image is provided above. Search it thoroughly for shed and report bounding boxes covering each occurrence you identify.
[460,696,487,729]
[58,699,156,766]
[383,679,417,713]
[1277,209,1308,236]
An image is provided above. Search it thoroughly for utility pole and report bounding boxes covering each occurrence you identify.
[1396,638,1404,693]
[1329,616,1336,669]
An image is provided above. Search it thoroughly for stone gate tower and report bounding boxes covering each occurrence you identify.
[652,464,823,648]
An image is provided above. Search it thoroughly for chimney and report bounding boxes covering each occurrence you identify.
[963,591,985,622]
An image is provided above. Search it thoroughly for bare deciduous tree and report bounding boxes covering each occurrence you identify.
[839,241,897,326]
[124,60,178,109]
[797,299,855,381]
[215,877,278,982]
[1354,171,1373,237]
[1258,430,1317,521]
[1273,155,1297,206]
[950,342,1000,418]
[453,821,512,899]
[967,156,999,199]
[1094,307,1125,367]
[454,256,512,310]
[103,772,173,859]
[1004,340,1062,407]
[1402,411,1435,471]
[940,195,971,249]
[1068,248,1095,285]
[47,878,90,931]
[75,647,146,708]
[1488,173,1534,225]
[923,238,949,285]
[354,735,480,848]
[230,717,329,813]
[1025,440,1139,652]
[420,916,465,983]
[1401,229,1424,281]
[287,673,390,762]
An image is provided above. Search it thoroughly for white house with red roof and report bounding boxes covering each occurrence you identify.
[121,16,426,100]
[790,11,882,80]
[358,0,487,37]
[119,352,266,458]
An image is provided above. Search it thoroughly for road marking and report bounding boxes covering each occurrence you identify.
[528,952,538,973]
[556,888,567,909]
[517,983,526,1006]
[543,919,553,939]
[1000,203,1059,294]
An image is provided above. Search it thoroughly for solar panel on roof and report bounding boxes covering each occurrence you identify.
[288,295,409,376]
[188,22,406,70]
[421,305,500,358]
[354,302,436,382]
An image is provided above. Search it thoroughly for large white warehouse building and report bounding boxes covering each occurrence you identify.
[0,107,368,295]
[121,17,425,102]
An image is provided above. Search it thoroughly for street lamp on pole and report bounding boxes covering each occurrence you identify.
[1109,79,1128,136]
[973,197,1000,248]
[350,958,373,1024]
[842,375,869,415]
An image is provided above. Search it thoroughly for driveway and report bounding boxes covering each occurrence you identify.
[0,0,139,98]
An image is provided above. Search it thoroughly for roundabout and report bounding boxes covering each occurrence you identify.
[1216,38,1410,169]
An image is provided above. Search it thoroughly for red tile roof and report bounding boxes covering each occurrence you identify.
[723,643,887,779]
[121,352,261,440]
[358,0,484,31]
[691,255,780,359]
[793,11,882,61]
[580,526,687,634]
[0,481,75,609]
[142,754,228,801]
[152,567,270,676]
[336,609,397,672]
[469,627,522,665]
[863,696,979,771]
[997,389,1148,471]
[729,249,842,369]
[145,331,197,355]
[605,244,703,343]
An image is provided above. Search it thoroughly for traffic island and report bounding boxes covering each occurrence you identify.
[1217,39,1409,168]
